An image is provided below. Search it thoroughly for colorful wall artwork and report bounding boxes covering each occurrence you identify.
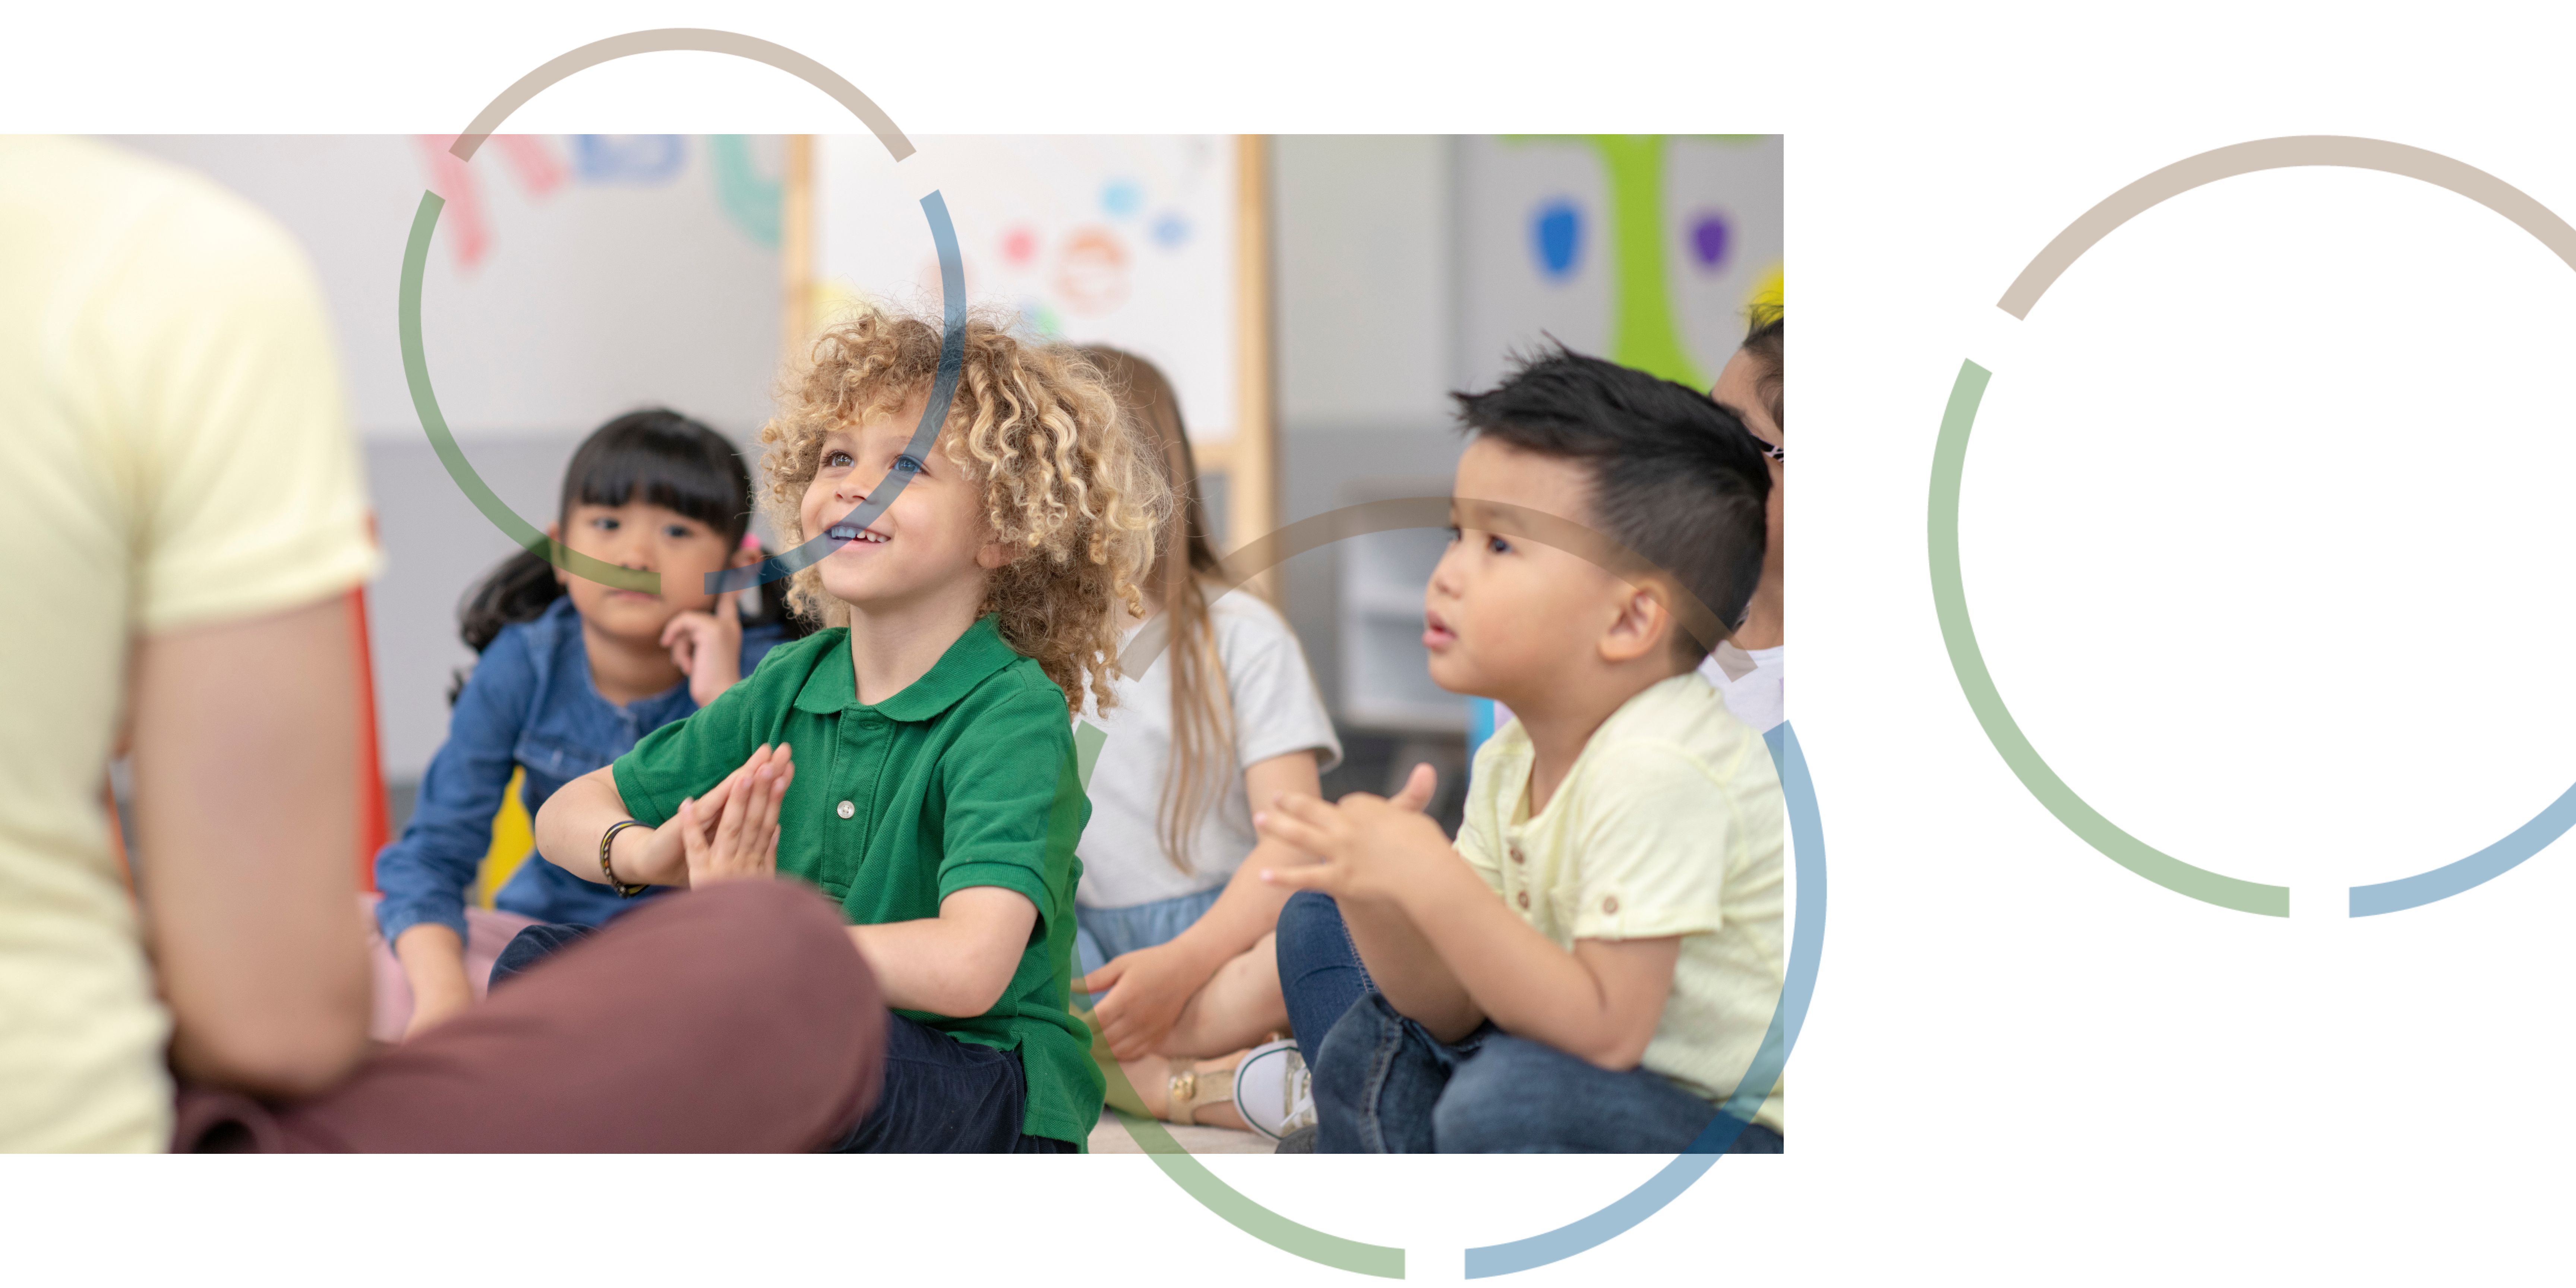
[415,134,785,269]
[1459,135,1783,393]
[109,134,786,442]
[813,135,1241,444]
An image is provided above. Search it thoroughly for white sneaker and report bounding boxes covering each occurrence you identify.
[1230,1038,1314,1142]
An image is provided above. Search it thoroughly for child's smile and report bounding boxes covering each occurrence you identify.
[800,394,1008,614]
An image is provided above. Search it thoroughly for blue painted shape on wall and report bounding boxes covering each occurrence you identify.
[574,135,686,184]
[1534,199,1582,278]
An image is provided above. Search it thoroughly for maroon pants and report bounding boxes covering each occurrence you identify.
[173,880,884,1152]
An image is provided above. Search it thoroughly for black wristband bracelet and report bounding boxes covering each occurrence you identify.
[599,819,650,898]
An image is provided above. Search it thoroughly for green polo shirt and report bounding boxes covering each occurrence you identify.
[611,616,1102,1147]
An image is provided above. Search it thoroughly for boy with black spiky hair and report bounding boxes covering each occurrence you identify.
[1260,346,1785,1153]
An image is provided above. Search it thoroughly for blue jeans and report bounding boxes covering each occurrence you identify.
[1276,891,1376,1060]
[489,921,597,988]
[1314,993,1784,1154]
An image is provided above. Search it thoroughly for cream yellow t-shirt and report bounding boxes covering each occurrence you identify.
[0,137,379,1150]
[1457,670,1787,1131]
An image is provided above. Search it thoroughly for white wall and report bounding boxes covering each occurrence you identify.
[109,136,783,441]
[1271,136,1469,732]
[1275,135,1457,432]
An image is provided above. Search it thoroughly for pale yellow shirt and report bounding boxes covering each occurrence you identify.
[1457,671,1786,1131]
[0,137,379,1150]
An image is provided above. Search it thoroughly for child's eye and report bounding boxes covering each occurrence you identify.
[592,516,619,531]
[892,454,925,476]
[664,524,694,541]
[823,450,854,468]
[1487,535,1512,555]
[1445,525,1462,544]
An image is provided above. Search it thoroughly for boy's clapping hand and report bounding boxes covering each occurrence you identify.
[1254,764,1452,905]
[677,743,793,886]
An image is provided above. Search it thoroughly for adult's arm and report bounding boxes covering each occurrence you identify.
[130,593,371,1098]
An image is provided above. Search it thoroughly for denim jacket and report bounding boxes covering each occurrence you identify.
[372,595,785,947]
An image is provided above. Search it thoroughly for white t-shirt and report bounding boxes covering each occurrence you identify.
[1699,643,1784,734]
[1077,593,1341,909]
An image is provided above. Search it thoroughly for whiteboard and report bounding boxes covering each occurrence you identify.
[812,135,1243,445]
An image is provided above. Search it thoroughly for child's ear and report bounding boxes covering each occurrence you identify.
[975,539,1020,571]
[547,521,569,587]
[1598,584,1673,666]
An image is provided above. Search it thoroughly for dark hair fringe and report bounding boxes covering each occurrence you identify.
[1450,342,1772,659]
[446,408,815,704]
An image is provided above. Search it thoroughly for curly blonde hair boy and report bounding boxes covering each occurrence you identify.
[759,307,1168,715]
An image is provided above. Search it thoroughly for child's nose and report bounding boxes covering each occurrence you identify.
[1428,544,1465,596]
[609,524,654,569]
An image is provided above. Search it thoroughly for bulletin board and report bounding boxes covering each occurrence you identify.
[788,135,1275,553]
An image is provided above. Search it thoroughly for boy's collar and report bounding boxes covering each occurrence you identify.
[792,616,1022,722]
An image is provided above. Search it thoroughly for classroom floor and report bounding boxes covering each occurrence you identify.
[1088,1116,1275,1154]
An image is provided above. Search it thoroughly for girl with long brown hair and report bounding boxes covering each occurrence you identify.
[1070,348,1340,1141]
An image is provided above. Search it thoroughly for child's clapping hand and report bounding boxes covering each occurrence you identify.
[1254,764,1453,905]
[678,742,794,886]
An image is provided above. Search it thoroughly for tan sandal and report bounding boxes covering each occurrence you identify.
[1162,1058,1237,1127]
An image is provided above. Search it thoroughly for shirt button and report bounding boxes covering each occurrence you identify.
[1603,895,1620,914]
[836,800,855,820]
[1516,891,1530,910]
[1509,844,1525,865]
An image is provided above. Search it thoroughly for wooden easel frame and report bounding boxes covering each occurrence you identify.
[779,134,1278,601]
